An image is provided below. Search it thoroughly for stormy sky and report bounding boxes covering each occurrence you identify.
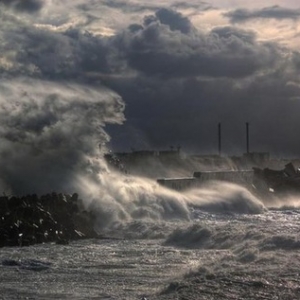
[1,0,300,165]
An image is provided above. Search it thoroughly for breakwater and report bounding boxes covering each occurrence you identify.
[0,193,97,247]
[157,170,254,191]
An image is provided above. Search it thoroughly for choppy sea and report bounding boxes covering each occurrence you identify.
[1,179,300,299]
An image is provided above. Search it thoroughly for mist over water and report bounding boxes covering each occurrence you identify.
[184,181,266,214]
[263,194,300,210]
[84,175,269,237]
[82,173,191,229]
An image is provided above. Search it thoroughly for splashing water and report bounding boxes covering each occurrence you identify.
[79,172,267,233]
[80,172,192,229]
[184,181,266,215]
[0,78,268,232]
[0,78,124,195]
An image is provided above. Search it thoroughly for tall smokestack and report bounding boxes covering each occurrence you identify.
[246,122,250,154]
[218,122,221,156]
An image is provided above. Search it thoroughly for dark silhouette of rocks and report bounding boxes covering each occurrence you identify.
[0,193,98,247]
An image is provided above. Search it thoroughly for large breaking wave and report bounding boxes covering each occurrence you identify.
[0,78,267,233]
[0,78,124,195]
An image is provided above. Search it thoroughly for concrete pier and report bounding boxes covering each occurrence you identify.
[157,170,254,191]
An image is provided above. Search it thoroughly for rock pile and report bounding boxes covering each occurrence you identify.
[0,193,98,247]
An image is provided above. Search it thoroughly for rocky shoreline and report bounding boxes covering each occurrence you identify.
[0,193,98,247]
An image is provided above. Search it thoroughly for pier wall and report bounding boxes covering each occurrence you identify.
[157,170,254,191]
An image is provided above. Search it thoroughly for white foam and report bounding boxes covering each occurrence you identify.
[184,181,266,214]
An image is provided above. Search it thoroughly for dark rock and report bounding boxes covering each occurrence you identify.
[0,193,98,248]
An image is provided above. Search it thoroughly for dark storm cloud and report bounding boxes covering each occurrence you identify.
[155,7,193,33]
[107,62,300,155]
[0,0,43,13]
[171,1,213,11]
[98,0,212,14]
[3,24,116,79]
[0,8,126,194]
[113,8,280,78]
[6,7,279,80]
[292,52,300,70]
[225,6,300,23]
[2,6,300,157]
[102,9,300,155]
[93,0,160,13]
[14,28,78,78]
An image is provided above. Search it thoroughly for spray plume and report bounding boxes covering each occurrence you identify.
[0,78,192,229]
[0,78,269,233]
[0,78,124,195]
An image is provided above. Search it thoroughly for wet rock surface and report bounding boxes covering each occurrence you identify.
[0,193,98,247]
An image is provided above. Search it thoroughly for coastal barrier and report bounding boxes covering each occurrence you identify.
[0,193,97,247]
[157,170,254,191]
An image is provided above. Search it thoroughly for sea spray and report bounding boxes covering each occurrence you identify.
[263,194,300,209]
[0,78,193,230]
[83,174,266,233]
[184,181,266,214]
[0,78,267,233]
[82,172,192,230]
[0,78,124,195]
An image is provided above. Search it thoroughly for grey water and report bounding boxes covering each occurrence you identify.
[1,205,300,299]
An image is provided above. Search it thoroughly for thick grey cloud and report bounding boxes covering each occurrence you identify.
[2,4,300,164]
[225,6,300,23]
[1,22,117,79]
[155,7,194,33]
[106,65,300,156]
[0,0,43,13]
[99,0,160,12]
[101,9,300,156]
[113,9,280,78]
[0,8,126,195]
[172,1,212,11]
[96,0,211,14]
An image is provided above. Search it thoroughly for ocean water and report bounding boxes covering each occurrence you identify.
[1,180,300,300]
[3,75,298,299]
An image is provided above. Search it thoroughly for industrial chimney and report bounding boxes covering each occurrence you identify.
[218,122,222,156]
[246,122,250,154]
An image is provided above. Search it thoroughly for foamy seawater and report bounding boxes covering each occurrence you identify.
[1,204,300,299]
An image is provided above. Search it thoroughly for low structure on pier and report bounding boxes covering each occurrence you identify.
[157,170,254,191]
